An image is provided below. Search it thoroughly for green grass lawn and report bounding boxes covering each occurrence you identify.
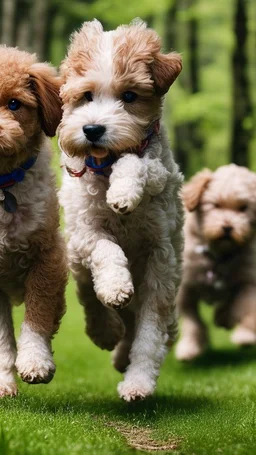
[0,277,255,455]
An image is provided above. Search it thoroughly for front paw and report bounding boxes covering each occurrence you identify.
[175,337,207,361]
[106,179,143,214]
[16,352,55,384]
[231,326,256,346]
[16,341,55,385]
[97,277,134,309]
[0,372,17,398]
[118,376,155,402]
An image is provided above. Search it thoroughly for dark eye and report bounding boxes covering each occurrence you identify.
[121,91,138,103]
[239,204,248,212]
[8,99,21,111]
[214,203,220,209]
[84,91,93,102]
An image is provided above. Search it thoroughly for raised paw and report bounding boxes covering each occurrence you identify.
[96,272,134,309]
[106,180,143,215]
[118,376,155,402]
[16,350,56,384]
[104,286,134,309]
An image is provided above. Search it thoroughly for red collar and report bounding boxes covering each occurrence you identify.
[65,119,160,179]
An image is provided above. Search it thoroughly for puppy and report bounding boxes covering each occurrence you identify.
[176,164,256,361]
[58,20,183,401]
[0,46,67,397]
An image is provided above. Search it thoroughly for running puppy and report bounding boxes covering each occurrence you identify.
[176,164,256,361]
[59,20,183,401]
[0,47,67,397]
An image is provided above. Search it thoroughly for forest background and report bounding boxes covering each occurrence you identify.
[1,0,255,178]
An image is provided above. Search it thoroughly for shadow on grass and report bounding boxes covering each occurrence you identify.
[4,391,215,426]
[178,345,256,370]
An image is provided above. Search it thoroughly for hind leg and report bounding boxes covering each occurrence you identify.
[0,291,17,397]
[230,286,256,346]
[112,309,135,372]
[176,286,208,361]
[77,269,125,351]
[118,244,178,401]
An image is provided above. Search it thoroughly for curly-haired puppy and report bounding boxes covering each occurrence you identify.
[176,164,256,361]
[0,46,67,397]
[58,20,183,401]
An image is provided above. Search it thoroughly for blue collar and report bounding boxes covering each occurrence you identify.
[85,155,116,177]
[65,119,160,179]
[0,156,37,189]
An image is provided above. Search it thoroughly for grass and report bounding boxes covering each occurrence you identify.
[0,278,255,455]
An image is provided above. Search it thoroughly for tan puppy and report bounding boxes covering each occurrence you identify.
[176,164,256,361]
[0,46,67,396]
[58,20,183,401]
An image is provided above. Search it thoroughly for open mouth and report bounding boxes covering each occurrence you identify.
[88,144,109,160]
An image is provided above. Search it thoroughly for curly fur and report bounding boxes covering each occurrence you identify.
[176,164,256,361]
[0,47,67,397]
[59,20,183,401]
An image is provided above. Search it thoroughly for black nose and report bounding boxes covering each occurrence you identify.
[82,124,106,142]
[223,226,233,235]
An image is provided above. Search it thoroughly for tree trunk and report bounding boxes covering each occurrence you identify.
[16,0,31,52]
[186,11,204,171]
[230,0,253,166]
[32,0,48,59]
[1,0,16,46]
[165,0,204,177]
[164,1,189,175]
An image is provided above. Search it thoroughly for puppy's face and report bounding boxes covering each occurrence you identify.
[59,20,182,159]
[0,47,62,167]
[183,165,256,252]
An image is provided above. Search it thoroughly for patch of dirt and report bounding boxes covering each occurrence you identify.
[106,422,181,452]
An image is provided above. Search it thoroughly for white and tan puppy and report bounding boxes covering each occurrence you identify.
[59,20,183,401]
[176,165,256,361]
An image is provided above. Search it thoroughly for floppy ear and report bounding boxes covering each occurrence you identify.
[29,63,63,137]
[183,169,212,212]
[151,52,182,96]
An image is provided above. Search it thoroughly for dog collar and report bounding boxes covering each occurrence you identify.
[0,156,37,213]
[65,119,160,179]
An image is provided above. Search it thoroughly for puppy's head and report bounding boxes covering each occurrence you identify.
[183,164,256,252]
[0,47,62,168]
[59,19,182,159]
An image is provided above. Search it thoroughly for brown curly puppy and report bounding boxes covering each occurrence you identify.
[0,46,67,397]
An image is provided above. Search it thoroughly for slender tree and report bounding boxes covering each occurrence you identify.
[15,0,31,52]
[164,0,204,177]
[32,0,48,59]
[1,0,16,46]
[230,0,253,166]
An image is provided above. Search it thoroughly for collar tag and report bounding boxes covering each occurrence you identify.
[0,156,37,212]
[2,190,17,213]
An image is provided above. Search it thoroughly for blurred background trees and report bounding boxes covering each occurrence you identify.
[0,0,255,178]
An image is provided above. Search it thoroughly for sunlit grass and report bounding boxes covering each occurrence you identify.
[0,284,255,455]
